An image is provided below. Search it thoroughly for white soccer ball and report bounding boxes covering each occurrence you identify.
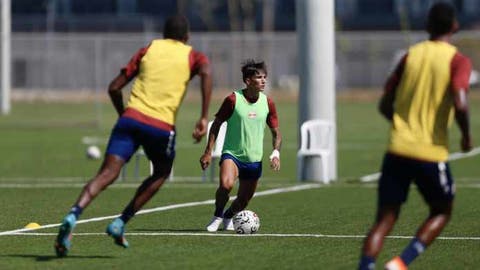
[233,210,260,234]
[86,145,101,160]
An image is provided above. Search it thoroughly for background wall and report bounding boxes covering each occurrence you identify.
[10,31,480,94]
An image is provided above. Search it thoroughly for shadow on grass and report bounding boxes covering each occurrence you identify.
[133,228,206,232]
[0,254,114,262]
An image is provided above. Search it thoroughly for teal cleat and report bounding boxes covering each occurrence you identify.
[106,218,129,248]
[54,214,76,257]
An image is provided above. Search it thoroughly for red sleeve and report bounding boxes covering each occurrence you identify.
[450,52,472,92]
[121,45,150,80]
[384,54,407,93]
[189,50,210,77]
[266,97,279,128]
[215,93,235,122]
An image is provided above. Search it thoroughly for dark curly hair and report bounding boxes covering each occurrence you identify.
[241,59,267,82]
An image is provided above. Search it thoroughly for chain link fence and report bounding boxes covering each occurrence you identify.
[8,31,480,94]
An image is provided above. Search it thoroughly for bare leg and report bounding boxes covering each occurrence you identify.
[55,154,125,257]
[381,202,453,269]
[213,159,238,216]
[224,178,258,218]
[119,160,173,221]
[361,204,401,257]
[76,154,125,209]
[415,201,452,245]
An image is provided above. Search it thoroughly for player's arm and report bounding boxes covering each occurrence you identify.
[267,97,281,171]
[379,54,407,121]
[453,90,471,151]
[192,51,213,143]
[378,89,395,121]
[269,127,282,171]
[199,94,234,170]
[451,54,473,152]
[108,73,129,116]
[199,118,223,170]
[109,46,149,117]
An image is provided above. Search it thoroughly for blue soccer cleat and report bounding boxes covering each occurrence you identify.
[106,218,129,248]
[54,213,76,257]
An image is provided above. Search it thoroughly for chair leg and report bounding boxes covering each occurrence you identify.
[121,166,127,181]
[297,156,302,181]
[168,165,174,181]
[320,155,329,184]
[202,169,207,182]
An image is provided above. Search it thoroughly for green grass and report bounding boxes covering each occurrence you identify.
[0,97,480,269]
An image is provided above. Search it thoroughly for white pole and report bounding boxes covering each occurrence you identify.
[296,0,337,182]
[1,0,11,115]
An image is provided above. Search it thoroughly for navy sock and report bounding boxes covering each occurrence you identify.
[120,205,135,224]
[69,205,83,219]
[358,255,375,270]
[400,237,426,265]
[223,208,235,219]
[214,207,224,218]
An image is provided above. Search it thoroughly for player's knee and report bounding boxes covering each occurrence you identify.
[219,178,235,190]
[96,168,120,185]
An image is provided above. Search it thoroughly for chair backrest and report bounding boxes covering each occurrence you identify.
[207,121,228,157]
[299,119,333,152]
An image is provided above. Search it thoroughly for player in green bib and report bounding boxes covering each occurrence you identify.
[200,60,282,232]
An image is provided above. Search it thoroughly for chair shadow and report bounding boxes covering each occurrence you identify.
[0,254,114,262]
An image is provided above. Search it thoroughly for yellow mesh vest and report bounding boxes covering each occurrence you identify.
[388,41,457,162]
[127,39,192,125]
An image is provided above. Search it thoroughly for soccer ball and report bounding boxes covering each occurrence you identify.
[233,210,260,234]
[86,145,101,160]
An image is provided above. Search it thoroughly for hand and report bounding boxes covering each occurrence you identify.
[199,153,212,170]
[192,118,208,143]
[461,135,473,152]
[270,157,280,171]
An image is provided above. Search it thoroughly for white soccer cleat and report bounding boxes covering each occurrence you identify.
[206,216,223,232]
[223,218,234,231]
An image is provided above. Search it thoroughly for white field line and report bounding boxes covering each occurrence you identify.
[5,232,480,241]
[360,147,480,183]
[0,183,322,236]
[0,176,290,186]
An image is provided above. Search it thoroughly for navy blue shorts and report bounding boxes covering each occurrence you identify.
[106,117,175,165]
[378,153,455,206]
[220,153,262,180]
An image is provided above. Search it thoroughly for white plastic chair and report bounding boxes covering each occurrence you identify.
[297,119,333,183]
[202,121,227,182]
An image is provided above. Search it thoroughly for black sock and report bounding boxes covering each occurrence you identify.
[223,208,235,219]
[120,205,135,224]
[214,207,224,218]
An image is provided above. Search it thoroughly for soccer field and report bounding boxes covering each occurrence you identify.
[1,95,480,269]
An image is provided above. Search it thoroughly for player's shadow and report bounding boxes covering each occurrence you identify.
[0,254,114,262]
[133,228,205,232]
